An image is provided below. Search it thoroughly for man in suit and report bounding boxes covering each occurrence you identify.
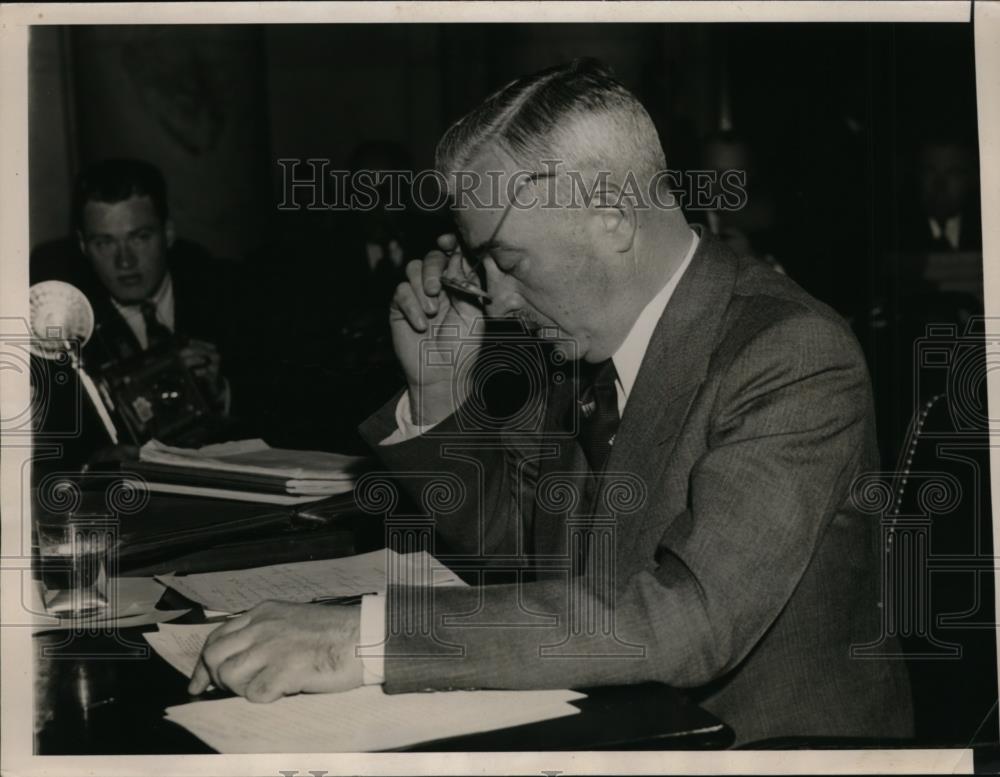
[897,134,982,254]
[190,60,914,745]
[31,158,234,468]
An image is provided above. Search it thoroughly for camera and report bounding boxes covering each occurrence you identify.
[418,317,579,437]
[92,343,217,447]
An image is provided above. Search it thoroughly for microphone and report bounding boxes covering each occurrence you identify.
[29,281,119,444]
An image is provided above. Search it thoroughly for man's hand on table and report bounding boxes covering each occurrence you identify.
[188,601,364,702]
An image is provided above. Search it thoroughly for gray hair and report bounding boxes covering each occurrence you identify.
[435,59,667,190]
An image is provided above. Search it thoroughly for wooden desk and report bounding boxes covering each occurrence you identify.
[32,489,733,753]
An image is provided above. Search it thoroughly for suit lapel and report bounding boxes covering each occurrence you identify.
[170,266,192,336]
[529,233,739,561]
[602,233,738,556]
[86,295,143,366]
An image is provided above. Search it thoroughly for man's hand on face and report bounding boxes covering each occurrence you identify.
[180,338,226,409]
[390,233,485,426]
[188,601,364,703]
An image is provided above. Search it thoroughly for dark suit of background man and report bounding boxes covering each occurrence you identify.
[899,134,982,254]
[31,158,235,470]
[191,60,914,746]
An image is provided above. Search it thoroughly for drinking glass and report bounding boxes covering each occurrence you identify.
[35,513,117,617]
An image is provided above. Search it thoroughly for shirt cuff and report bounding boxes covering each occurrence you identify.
[358,593,386,685]
[378,391,442,445]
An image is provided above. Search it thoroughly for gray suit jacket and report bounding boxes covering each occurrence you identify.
[359,233,914,745]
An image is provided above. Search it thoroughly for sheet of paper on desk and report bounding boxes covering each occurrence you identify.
[32,577,189,633]
[33,607,191,634]
[155,548,466,614]
[165,685,585,753]
[144,622,217,677]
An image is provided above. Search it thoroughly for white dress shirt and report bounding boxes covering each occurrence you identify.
[359,229,700,684]
[110,272,175,349]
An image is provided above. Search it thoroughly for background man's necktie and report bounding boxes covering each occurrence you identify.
[140,300,172,348]
[577,359,620,473]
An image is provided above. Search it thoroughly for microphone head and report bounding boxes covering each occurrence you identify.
[29,280,95,360]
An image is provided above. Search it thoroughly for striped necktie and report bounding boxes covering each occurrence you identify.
[139,300,172,348]
[577,359,620,473]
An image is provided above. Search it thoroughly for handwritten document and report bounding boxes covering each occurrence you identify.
[155,549,465,614]
[165,685,584,753]
[143,622,217,677]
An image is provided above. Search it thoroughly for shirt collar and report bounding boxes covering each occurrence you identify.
[929,215,962,250]
[611,229,699,403]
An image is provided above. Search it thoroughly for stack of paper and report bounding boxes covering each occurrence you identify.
[154,548,466,614]
[136,438,366,502]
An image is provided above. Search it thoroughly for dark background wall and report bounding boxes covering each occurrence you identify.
[29,22,978,294]
[31,25,271,261]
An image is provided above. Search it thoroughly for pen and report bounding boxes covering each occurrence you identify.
[440,272,492,305]
[215,593,379,620]
[308,592,376,606]
[439,234,493,304]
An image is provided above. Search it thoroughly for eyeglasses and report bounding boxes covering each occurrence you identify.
[439,172,551,305]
